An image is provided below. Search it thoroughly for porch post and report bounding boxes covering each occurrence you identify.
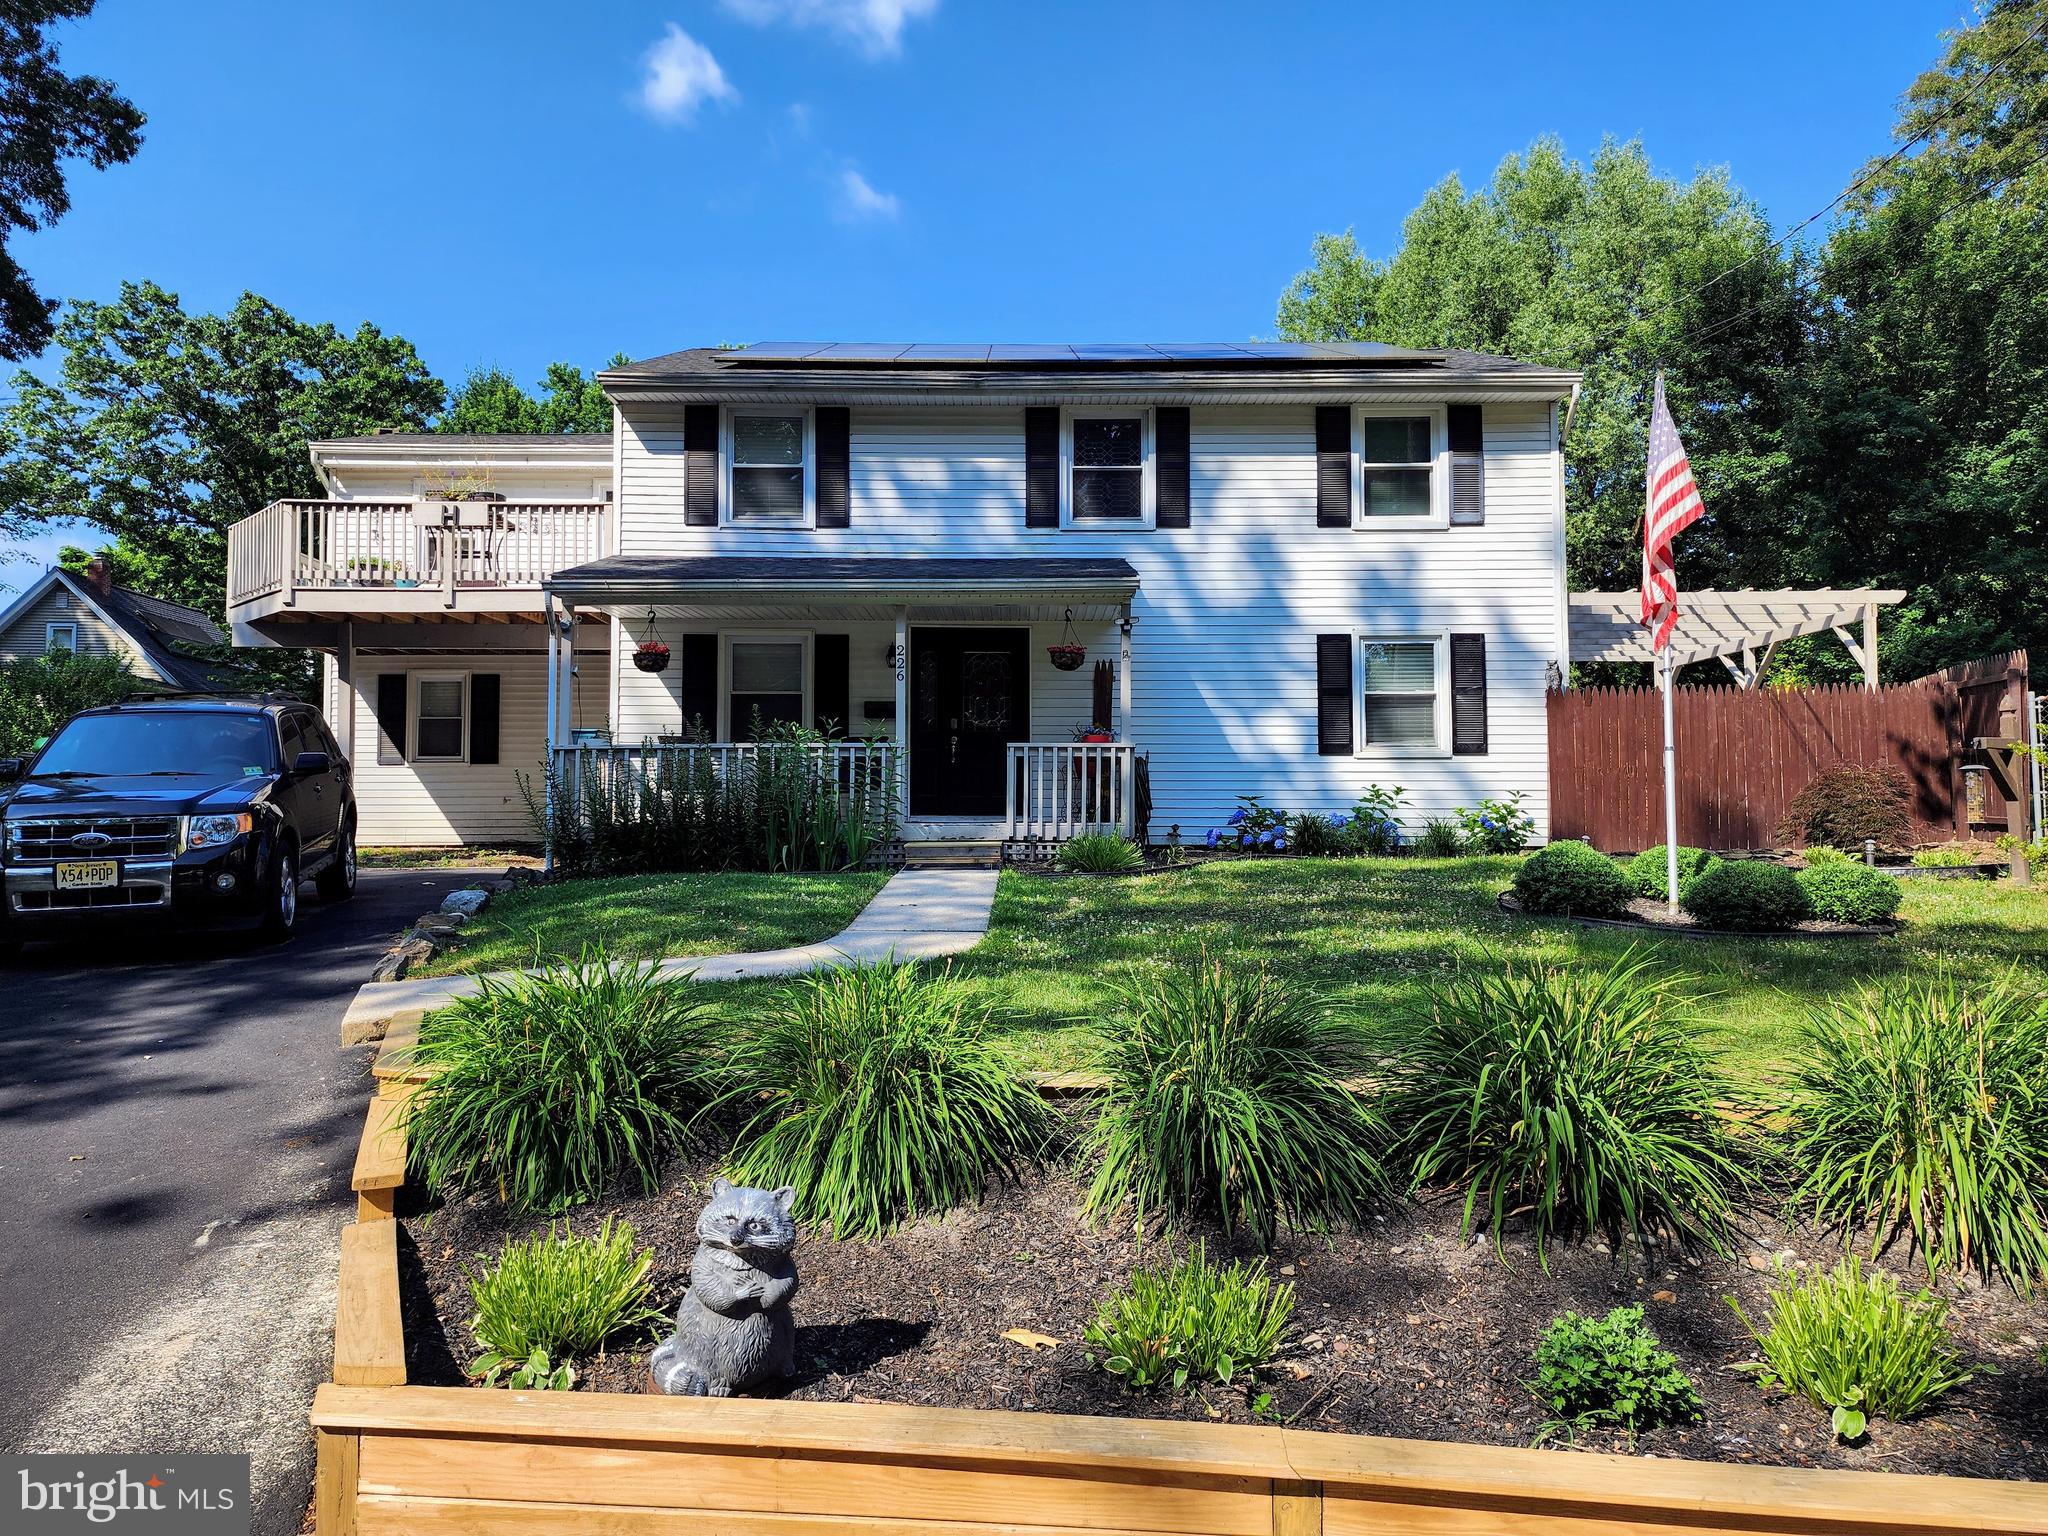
[1119,604,1135,837]
[894,607,910,829]
[558,599,578,746]
[334,620,355,764]
[543,590,560,874]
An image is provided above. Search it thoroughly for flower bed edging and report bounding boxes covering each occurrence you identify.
[315,1086,2048,1536]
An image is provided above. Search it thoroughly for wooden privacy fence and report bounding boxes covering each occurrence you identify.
[318,1062,2048,1536]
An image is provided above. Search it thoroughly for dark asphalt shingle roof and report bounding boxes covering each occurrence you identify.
[89,582,242,693]
[603,341,1563,381]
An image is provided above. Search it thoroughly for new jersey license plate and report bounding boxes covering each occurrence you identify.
[55,860,119,891]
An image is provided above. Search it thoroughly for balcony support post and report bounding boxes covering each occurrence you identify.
[1119,604,1135,838]
[334,620,356,764]
[894,607,910,829]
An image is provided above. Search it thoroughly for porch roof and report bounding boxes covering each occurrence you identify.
[549,555,1139,622]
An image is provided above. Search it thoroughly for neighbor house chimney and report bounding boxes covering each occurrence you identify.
[82,554,115,598]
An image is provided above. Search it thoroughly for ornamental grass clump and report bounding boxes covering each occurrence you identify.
[465,1217,664,1390]
[715,959,1049,1238]
[1084,1244,1294,1396]
[1512,840,1632,917]
[1787,972,2048,1290]
[1084,958,1388,1247]
[405,952,718,1213]
[1730,1258,1971,1439]
[1056,832,1145,873]
[1377,953,1746,1264]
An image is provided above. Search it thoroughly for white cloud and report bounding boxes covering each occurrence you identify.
[721,0,940,57]
[638,24,738,124]
[837,167,900,222]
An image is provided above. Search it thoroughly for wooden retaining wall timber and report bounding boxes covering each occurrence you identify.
[321,1087,2048,1536]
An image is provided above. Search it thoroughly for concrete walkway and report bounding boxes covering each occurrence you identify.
[339,866,1000,1041]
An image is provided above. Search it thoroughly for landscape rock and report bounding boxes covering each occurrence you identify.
[441,887,491,918]
[370,937,436,983]
[413,912,467,936]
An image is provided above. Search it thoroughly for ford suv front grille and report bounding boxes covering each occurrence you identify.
[5,816,178,864]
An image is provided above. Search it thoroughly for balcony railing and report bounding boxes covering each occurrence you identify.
[1006,741,1135,839]
[549,739,903,811]
[227,499,609,608]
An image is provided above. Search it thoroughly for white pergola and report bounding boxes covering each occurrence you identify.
[1567,588,1905,689]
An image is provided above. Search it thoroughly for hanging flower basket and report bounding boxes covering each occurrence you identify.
[633,641,671,674]
[1047,644,1087,672]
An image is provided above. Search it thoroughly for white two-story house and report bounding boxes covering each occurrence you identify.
[224,342,1578,851]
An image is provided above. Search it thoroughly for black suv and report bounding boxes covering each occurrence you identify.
[0,695,355,954]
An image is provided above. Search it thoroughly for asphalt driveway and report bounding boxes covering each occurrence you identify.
[0,866,491,1535]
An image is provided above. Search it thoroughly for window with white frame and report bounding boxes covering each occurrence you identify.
[1356,408,1445,525]
[728,637,807,739]
[1067,411,1150,525]
[415,675,467,760]
[45,622,77,654]
[726,410,811,524]
[1358,636,1447,750]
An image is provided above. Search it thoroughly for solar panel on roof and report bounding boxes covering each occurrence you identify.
[898,344,993,361]
[1142,343,1258,359]
[986,344,1080,361]
[809,342,913,360]
[738,342,835,360]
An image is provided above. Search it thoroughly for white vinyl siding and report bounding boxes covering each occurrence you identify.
[611,400,1562,837]
[326,645,609,847]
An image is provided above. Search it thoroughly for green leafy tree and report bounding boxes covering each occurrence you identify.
[2,281,444,690]
[1787,0,2048,676]
[0,649,135,756]
[0,1,145,360]
[443,355,625,435]
[1277,138,1807,605]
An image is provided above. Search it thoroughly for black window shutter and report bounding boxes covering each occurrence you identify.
[679,633,717,734]
[816,407,851,528]
[1155,406,1191,528]
[374,674,407,764]
[814,633,850,735]
[1450,633,1488,755]
[1315,406,1351,527]
[684,404,719,527]
[1448,404,1485,526]
[470,673,500,764]
[1316,634,1353,756]
[1024,407,1059,528]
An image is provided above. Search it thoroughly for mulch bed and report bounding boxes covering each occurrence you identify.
[395,1124,2047,1482]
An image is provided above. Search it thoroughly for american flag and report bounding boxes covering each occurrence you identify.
[1641,373,1704,651]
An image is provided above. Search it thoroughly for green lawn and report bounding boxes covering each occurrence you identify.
[411,870,891,977]
[698,858,2047,1086]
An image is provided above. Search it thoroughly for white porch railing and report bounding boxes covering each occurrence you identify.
[1005,742,1135,839]
[551,739,903,809]
[226,499,609,607]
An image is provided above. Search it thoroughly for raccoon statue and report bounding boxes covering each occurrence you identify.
[649,1179,799,1397]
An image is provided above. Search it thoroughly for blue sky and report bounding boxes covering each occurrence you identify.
[3,0,1969,594]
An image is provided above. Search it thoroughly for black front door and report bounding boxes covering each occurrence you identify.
[909,627,1030,817]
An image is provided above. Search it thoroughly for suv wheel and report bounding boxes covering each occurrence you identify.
[261,841,299,941]
[317,821,357,903]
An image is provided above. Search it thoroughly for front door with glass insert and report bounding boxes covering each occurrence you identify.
[909,628,1030,817]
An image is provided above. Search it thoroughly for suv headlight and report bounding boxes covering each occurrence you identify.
[181,813,252,851]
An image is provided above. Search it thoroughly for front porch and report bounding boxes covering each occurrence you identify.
[544,556,1144,843]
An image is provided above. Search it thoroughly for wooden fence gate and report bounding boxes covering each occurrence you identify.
[1547,651,2029,852]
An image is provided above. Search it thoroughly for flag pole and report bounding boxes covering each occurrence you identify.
[1661,642,1680,913]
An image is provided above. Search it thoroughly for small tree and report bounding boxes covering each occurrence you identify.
[0,650,136,756]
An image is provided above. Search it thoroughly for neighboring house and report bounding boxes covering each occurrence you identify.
[224,344,1579,849]
[0,558,236,692]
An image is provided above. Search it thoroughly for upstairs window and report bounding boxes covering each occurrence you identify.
[1358,636,1447,751]
[45,622,77,654]
[1065,410,1152,527]
[728,637,807,738]
[726,411,812,525]
[1355,408,1446,526]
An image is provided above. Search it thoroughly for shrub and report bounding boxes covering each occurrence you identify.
[1513,841,1632,918]
[1343,784,1408,854]
[1730,1259,1971,1437]
[406,953,718,1212]
[1776,764,1913,852]
[1625,845,1717,901]
[1679,859,1809,931]
[1213,794,1289,854]
[466,1217,663,1389]
[1084,1245,1293,1395]
[1787,973,2048,1289]
[1457,792,1535,853]
[0,650,138,757]
[1085,958,1387,1245]
[1377,954,1746,1263]
[1057,832,1144,873]
[1415,817,1465,856]
[1529,1306,1701,1444]
[1795,861,1902,925]
[717,960,1048,1237]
